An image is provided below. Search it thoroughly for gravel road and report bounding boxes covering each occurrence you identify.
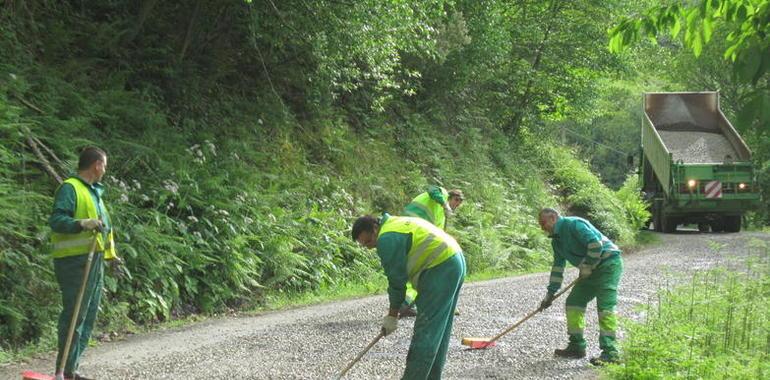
[4,231,768,379]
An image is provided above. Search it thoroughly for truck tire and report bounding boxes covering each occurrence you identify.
[653,208,663,232]
[711,219,725,232]
[724,216,741,233]
[662,216,677,233]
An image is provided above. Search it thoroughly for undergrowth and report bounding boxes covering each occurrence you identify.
[605,239,770,379]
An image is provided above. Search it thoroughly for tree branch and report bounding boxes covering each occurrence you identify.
[26,134,63,184]
[11,93,45,114]
[32,136,66,170]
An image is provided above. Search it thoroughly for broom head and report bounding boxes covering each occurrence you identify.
[21,371,54,380]
[461,337,497,349]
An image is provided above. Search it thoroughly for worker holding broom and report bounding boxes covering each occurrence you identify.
[400,187,464,317]
[537,208,623,366]
[352,213,465,379]
[49,147,119,380]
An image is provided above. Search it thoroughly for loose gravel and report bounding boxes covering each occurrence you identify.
[3,232,767,379]
[658,131,737,164]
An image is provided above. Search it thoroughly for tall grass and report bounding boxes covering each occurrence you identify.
[605,239,770,379]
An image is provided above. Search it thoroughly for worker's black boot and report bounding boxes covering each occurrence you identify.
[554,345,586,359]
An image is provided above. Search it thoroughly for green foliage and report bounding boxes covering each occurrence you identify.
[0,94,60,347]
[616,174,652,231]
[547,79,646,189]
[534,138,636,244]
[605,246,770,379]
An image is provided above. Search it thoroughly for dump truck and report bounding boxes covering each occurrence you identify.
[639,92,760,233]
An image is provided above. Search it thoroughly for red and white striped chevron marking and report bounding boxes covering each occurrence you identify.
[704,180,722,199]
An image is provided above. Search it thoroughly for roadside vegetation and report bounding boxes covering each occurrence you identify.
[605,239,770,379]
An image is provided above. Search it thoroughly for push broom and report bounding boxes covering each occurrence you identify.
[461,277,579,349]
[22,233,99,380]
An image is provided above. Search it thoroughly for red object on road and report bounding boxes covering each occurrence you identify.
[21,371,54,380]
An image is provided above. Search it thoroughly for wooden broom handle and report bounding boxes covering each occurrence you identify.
[335,331,385,379]
[56,233,99,377]
[489,277,579,344]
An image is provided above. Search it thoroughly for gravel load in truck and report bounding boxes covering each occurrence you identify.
[657,130,737,164]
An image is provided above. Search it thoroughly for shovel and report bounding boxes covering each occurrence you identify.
[462,278,579,349]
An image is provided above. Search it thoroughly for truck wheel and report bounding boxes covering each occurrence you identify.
[711,219,725,232]
[662,216,677,233]
[697,223,710,233]
[724,216,741,233]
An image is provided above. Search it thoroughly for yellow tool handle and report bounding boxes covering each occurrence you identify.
[335,331,385,380]
[488,277,579,344]
[56,232,99,379]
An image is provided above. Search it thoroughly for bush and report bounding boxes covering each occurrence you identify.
[615,174,651,231]
[532,139,636,244]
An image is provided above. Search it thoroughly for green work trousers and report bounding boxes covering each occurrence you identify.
[54,252,104,375]
[564,256,623,355]
[402,252,466,380]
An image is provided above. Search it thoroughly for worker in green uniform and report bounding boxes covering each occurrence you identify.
[49,147,121,380]
[537,208,623,366]
[403,186,464,231]
[352,214,466,379]
[400,187,463,317]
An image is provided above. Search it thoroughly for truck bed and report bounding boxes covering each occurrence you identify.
[644,92,751,163]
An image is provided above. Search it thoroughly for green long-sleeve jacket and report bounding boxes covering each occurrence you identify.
[547,216,620,294]
[49,176,112,240]
[376,213,411,310]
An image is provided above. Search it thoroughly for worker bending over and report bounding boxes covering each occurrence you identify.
[352,214,466,379]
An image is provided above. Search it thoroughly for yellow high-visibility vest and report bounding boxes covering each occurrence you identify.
[51,178,116,260]
[403,187,449,229]
[379,216,459,288]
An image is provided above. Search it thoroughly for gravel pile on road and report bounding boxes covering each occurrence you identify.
[4,232,767,379]
[658,131,737,163]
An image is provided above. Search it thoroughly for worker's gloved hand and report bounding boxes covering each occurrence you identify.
[381,315,398,336]
[78,218,103,232]
[539,292,556,310]
[443,203,453,216]
[578,264,593,279]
